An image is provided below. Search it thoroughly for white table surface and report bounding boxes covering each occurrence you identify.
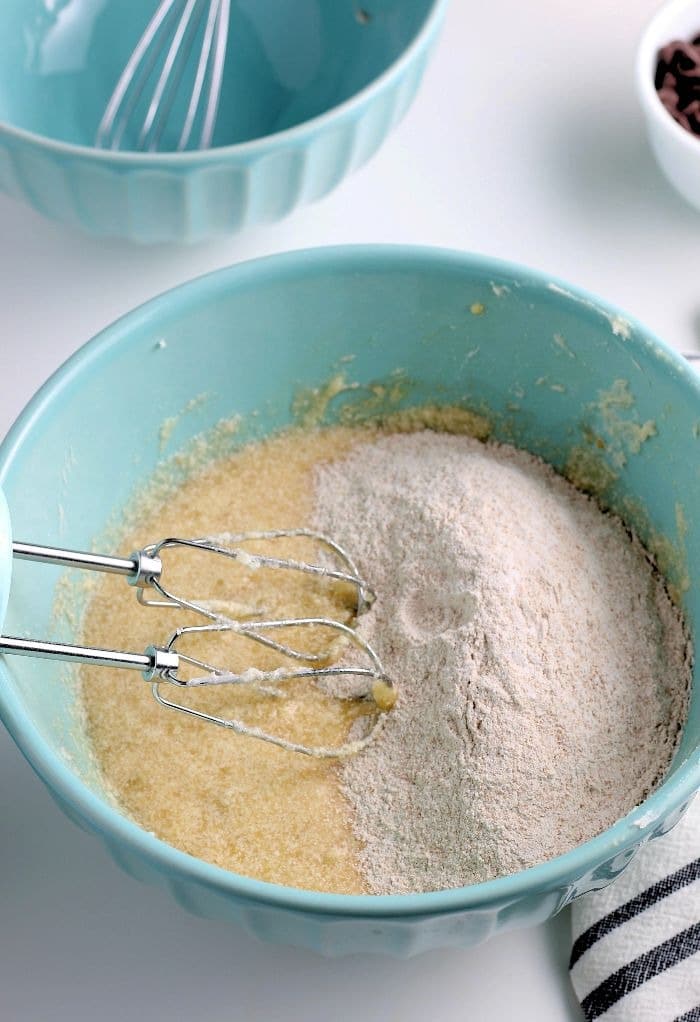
[0,1,694,1018]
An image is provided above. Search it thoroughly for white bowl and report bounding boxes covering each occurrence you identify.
[636,0,700,210]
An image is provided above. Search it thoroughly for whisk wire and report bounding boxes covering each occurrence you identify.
[96,0,182,150]
[140,0,210,151]
[200,0,230,148]
[96,0,230,152]
[179,0,220,150]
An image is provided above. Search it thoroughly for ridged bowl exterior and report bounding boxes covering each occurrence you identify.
[0,5,446,244]
[0,247,698,956]
[44,787,694,957]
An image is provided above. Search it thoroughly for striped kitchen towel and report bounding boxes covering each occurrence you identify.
[570,796,700,1021]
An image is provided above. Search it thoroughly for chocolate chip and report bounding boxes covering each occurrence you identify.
[655,33,700,136]
[660,40,700,70]
[675,64,700,83]
[659,87,679,111]
[685,98,700,131]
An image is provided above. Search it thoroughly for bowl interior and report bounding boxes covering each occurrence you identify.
[0,0,435,149]
[0,249,699,882]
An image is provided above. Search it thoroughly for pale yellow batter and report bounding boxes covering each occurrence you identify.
[81,426,377,893]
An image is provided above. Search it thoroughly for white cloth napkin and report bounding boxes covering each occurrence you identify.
[570,796,700,1021]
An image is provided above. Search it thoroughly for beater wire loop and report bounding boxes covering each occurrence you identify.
[138,531,375,625]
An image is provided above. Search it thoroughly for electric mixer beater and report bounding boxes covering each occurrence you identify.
[0,529,397,758]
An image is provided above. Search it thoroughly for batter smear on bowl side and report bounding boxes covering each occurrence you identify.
[80,422,691,895]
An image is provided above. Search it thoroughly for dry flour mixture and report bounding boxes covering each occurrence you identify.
[313,431,690,893]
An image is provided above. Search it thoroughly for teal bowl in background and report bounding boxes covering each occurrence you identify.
[0,0,447,243]
[0,246,698,956]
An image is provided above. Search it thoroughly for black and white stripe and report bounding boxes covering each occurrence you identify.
[571,859,700,967]
[570,799,700,1020]
[675,1008,700,1022]
[580,920,700,1019]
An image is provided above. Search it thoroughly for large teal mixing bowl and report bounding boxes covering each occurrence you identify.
[0,246,698,956]
[0,0,447,243]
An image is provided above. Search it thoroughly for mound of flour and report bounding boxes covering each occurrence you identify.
[312,431,691,894]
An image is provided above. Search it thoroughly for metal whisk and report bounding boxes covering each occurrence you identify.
[96,0,231,152]
[0,532,396,758]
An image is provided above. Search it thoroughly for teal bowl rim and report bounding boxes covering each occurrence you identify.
[0,0,449,164]
[0,244,699,919]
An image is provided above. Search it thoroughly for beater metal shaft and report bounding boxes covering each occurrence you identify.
[0,634,178,676]
[12,540,162,585]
